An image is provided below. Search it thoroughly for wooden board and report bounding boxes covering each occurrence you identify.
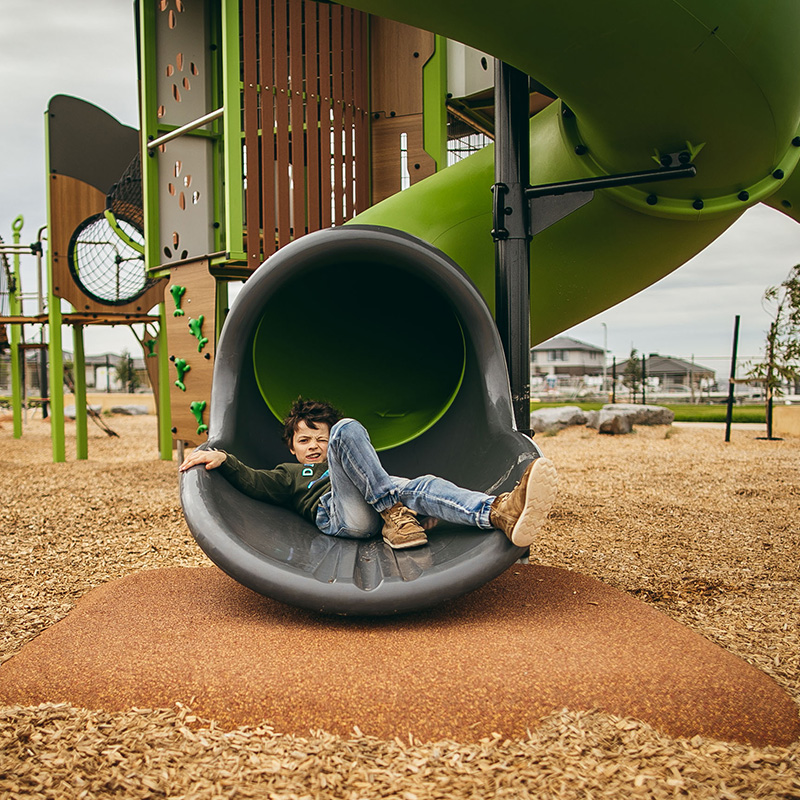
[164,259,216,446]
[49,173,165,315]
[369,18,436,204]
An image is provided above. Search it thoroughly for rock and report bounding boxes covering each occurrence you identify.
[602,404,675,425]
[589,408,634,435]
[110,405,150,416]
[530,405,587,434]
[64,405,102,419]
[585,404,674,435]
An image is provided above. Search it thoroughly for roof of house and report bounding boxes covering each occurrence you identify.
[531,335,603,353]
[644,354,714,375]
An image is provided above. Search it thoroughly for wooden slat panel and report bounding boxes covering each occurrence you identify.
[289,0,306,238]
[354,10,369,214]
[242,0,261,266]
[318,2,332,229]
[260,0,277,255]
[305,1,321,231]
[330,4,344,225]
[342,9,355,220]
[274,0,292,247]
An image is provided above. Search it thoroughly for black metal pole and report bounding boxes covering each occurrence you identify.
[641,354,647,404]
[612,357,616,403]
[492,60,531,436]
[724,315,740,443]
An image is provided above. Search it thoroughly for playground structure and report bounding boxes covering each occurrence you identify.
[4,1,800,610]
[147,0,800,613]
[0,96,166,460]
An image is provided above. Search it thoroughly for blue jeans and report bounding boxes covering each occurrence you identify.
[314,418,496,539]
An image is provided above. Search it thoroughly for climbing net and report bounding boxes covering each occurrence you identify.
[67,154,158,306]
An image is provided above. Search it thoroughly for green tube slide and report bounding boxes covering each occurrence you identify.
[343,0,800,344]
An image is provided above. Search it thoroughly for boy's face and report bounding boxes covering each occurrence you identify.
[289,420,330,464]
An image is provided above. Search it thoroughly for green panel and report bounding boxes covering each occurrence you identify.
[422,35,448,170]
[72,325,88,460]
[138,0,161,273]
[10,217,23,438]
[220,0,244,259]
[251,262,465,451]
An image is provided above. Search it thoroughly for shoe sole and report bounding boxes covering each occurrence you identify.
[510,457,558,547]
[383,535,428,550]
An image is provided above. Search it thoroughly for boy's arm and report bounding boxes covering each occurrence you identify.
[180,447,293,505]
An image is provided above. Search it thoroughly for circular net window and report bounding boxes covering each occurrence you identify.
[67,211,154,305]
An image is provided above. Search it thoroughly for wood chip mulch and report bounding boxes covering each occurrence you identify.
[1,415,798,798]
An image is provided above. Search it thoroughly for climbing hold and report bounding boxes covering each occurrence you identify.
[170,285,187,316]
[189,400,208,435]
[188,315,209,353]
[145,338,158,357]
[174,358,191,391]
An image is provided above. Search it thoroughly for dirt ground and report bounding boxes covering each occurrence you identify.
[1,415,798,799]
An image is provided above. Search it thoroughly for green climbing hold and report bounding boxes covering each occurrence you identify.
[188,315,209,353]
[189,400,208,435]
[174,358,191,391]
[170,285,187,317]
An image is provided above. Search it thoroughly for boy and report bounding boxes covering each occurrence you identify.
[179,397,557,550]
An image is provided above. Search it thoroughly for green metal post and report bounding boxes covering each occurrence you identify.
[221,0,244,260]
[157,302,173,460]
[422,35,448,171]
[138,0,162,274]
[44,110,66,462]
[9,216,24,438]
[72,324,88,459]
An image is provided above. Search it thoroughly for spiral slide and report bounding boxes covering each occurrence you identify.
[348,0,800,343]
[183,1,800,615]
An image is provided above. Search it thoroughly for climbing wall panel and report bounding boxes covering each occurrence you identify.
[165,258,216,446]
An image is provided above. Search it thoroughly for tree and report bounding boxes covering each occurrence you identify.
[747,265,800,439]
[622,347,642,401]
[114,349,141,393]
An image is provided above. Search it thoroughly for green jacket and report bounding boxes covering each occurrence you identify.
[217,453,331,523]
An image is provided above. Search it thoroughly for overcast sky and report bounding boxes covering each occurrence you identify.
[3,0,800,375]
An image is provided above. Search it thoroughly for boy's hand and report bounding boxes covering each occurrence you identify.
[179,448,227,472]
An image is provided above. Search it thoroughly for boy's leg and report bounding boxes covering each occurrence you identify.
[397,457,558,547]
[393,475,495,529]
[315,418,426,548]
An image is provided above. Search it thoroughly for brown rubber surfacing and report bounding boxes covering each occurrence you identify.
[0,564,797,747]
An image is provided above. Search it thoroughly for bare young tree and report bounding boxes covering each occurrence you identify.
[622,347,642,401]
[747,265,800,439]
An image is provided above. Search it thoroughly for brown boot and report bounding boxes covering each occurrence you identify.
[489,457,558,547]
[380,502,428,549]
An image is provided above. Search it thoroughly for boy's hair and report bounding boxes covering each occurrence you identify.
[281,397,342,446]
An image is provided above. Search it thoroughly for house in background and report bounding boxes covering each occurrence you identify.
[531,336,605,380]
[643,354,716,394]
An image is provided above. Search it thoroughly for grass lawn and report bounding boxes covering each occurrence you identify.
[531,401,766,423]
